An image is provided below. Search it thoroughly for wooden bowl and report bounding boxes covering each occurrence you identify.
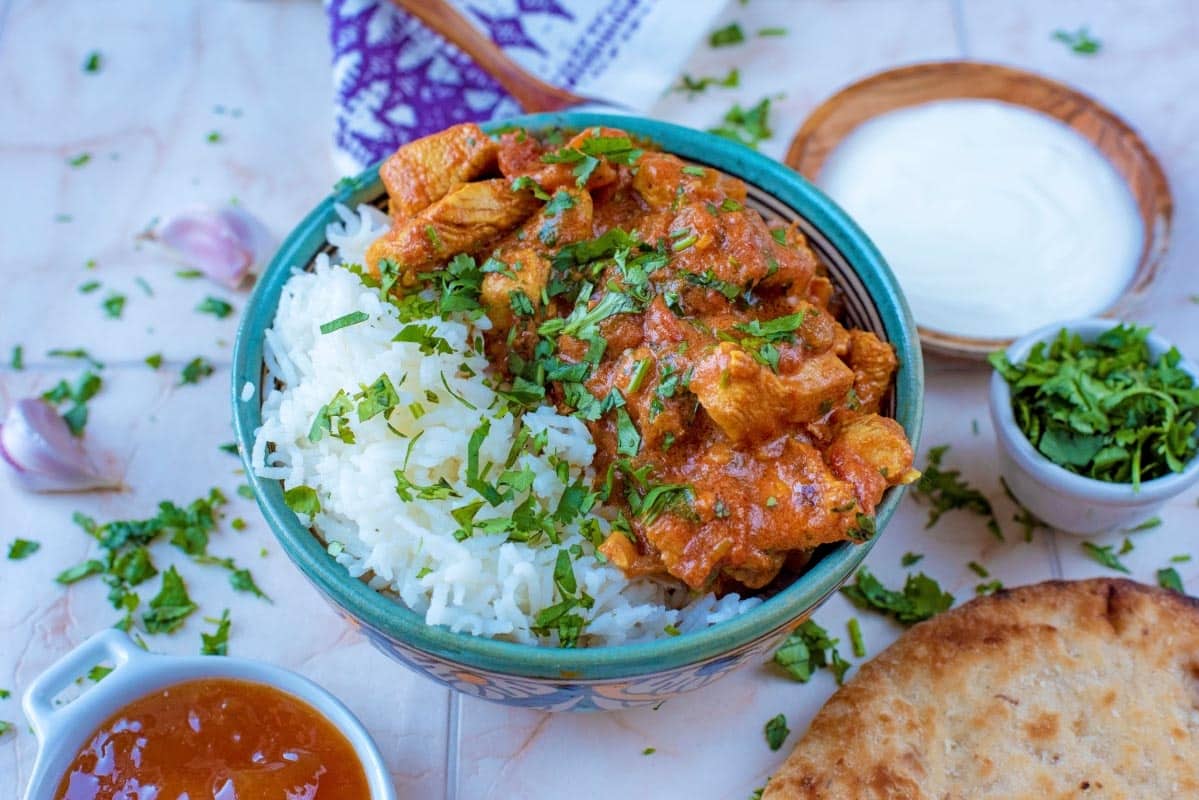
[786,61,1173,359]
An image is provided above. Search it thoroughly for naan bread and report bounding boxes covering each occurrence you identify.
[765,579,1199,799]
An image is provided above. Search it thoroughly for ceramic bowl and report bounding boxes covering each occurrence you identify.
[20,629,396,800]
[231,111,924,711]
[787,60,1173,360]
[990,318,1199,535]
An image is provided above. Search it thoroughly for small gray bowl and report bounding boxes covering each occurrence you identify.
[989,318,1199,535]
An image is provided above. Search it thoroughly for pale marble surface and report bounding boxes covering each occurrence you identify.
[2,1,1197,798]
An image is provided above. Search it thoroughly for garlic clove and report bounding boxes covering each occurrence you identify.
[0,399,121,493]
[149,207,274,289]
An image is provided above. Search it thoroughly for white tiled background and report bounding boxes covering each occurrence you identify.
[2,1,1196,798]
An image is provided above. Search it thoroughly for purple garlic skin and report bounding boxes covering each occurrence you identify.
[0,399,120,492]
[153,207,273,289]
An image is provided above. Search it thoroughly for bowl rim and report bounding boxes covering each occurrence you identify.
[231,111,924,680]
[786,59,1174,361]
[20,629,396,800]
[989,317,1199,502]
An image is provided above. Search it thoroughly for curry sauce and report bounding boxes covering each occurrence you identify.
[55,678,371,800]
[365,123,918,595]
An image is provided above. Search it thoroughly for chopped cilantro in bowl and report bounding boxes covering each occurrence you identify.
[989,319,1199,535]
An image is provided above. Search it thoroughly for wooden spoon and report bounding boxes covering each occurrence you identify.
[389,0,590,112]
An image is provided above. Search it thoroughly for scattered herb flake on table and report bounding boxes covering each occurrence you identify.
[772,619,850,684]
[910,445,1003,539]
[197,297,234,319]
[673,68,740,95]
[79,280,101,294]
[180,357,214,385]
[1157,567,1184,593]
[764,713,790,751]
[206,130,222,143]
[1052,26,1101,55]
[145,353,163,369]
[847,617,866,658]
[0,689,8,699]
[101,293,126,319]
[201,609,232,655]
[900,551,923,567]
[1125,516,1162,533]
[642,747,656,756]
[1081,541,1131,574]
[87,664,113,682]
[757,26,787,36]
[976,580,1004,596]
[709,22,745,47]
[68,153,91,168]
[143,566,197,634]
[0,720,13,738]
[841,567,954,626]
[7,538,40,560]
[709,97,773,149]
[990,324,1199,488]
[10,345,23,370]
[83,50,103,73]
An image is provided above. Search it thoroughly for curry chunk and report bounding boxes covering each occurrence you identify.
[826,414,919,513]
[689,342,855,443]
[847,329,898,414]
[480,248,551,331]
[379,123,498,218]
[366,179,541,280]
[632,152,746,210]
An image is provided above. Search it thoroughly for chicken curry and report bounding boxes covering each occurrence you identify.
[365,123,917,595]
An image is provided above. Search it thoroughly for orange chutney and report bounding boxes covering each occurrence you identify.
[55,678,371,800]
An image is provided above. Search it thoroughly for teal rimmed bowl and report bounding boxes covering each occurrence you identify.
[232,112,923,711]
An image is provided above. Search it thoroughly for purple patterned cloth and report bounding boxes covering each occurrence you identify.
[325,0,724,171]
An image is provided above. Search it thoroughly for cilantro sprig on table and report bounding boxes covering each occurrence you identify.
[990,325,1199,488]
[910,445,1004,539]
[841,567,954,626]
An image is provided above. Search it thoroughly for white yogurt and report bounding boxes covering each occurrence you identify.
[819,99,1143,339]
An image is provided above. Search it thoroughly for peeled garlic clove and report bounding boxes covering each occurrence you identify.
[0,399,120,493]
[151,207,273,289]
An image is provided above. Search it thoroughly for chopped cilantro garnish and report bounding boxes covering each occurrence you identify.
[201,609,231,655]
[967,561,989,578]
[540,134,642,186]
[1052,26,1101,55]
[10,345,23,370]
[395,471,461,502]
[1125,516,1162,533]
[764,713,789,750]
[734,312,805,342]
[1158,566,1184,592]
[135,277,153,297]
[206,130,222,143]
[0,721,13,738]
[991,325,1199,488]
[394,323,453,355]
[511,175,550,200]
[615,407,641,456]
[772,619,849,683]
[910,445,1003,539]
[900,551,923,567]
[68,153,91,167]
[142,566,197,634]
[509,290,535,317]
[230,567,268,600]
[847,617,865,658]
[56,559,105,584]
[78,280,101,293]
[708,97,773,149]
[48,348,103,368]
[83,50,102,73]
[1172,554,1192,563]
[683,269,742,302]
[179,357,214,385]
[709,22,745,47]
[196,297,234,319]
[673,68,740,95]
[976,580,1003,595]
[1081,541,1131,573]
[284,485,321,516]
[320,310,369,335]
[175,269,204,279]
[7,539,40,560]
[758,26,787,36]
[642,747,656,755]
[841,567,954,626]
[101,293,126,319]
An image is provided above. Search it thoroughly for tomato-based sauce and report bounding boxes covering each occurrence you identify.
[365,123,919,595]
[55,678,371,800]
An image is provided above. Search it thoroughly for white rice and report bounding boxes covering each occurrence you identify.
[253,204,759,646]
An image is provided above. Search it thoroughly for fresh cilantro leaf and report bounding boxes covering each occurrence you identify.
[68,153,91,168]
[196,297,234,319]
[142,566,197,634]
[847,617,866,658]
[83,50,102,73]
[10,345,23,370]
[56,559,105,584]
[180,357,214,385]
[1081,541,1131,573]
[910,445,1003,539]
[708,97,773,149]
[7,538,39,560]
[772,619,846,683]
[101,293,126,319]
[1158,566,1184,593]
[709,22,745,47]
[673,68,740,95]
[764,713,789,750]
[144,353,163,369]
[284,485,320,516]
[86,665,114,682]
[900,551,923,567]
[1052,26,1101,55]
[230,568,268,601]
[201,609,231,655]
[841,567,954,626]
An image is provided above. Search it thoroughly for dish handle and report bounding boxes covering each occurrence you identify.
[22,628,148,741]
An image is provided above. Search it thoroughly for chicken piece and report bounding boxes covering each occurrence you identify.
[366,179,541,280]
[480,248,551,330]
[642,436,862,590]
[632,152,746,210]
[847,329,897,414]
[379,123,498,218]
[497,187,593,258]
[689,342,855,443]
[826,414,918,513]
[497,127,623,192]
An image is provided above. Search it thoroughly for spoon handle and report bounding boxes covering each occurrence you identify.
[389,0,587,113]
